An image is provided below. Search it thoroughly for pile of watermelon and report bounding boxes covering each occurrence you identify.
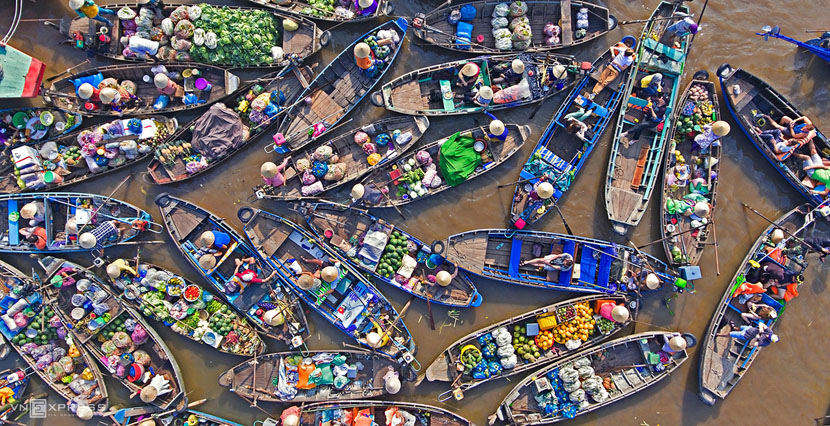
[376,231,411,279]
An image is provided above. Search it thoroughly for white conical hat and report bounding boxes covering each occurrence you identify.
[20,202,40,219]
[261,162,278,178]
[69,0,84,10]
[79,232,97,249]
[536,182,554,199]
[366,331,384,348]
[489,120,505,136]
[668,335,687,351]
[354,43,371,59]
[78,83,95,100]
[511,59,525,74]
[321,266,338,283]
[99,87,119,104]
[645,273,660,290]
[198,254,216,270]
[693,201,710,218]
[283,414,300,426]
[478,86,493,100]
[263,309,285,326]
[611,305,630,322]
[140,385,158,403]
[297,273,316,290]
[196,231,215,248]
[106,262,123,279]
[436,270,452,287]
[712,121,731,137]
[154,73,169,89]
[461,62,479,77]
[552,64,567,79]
[351,183,365,201]
[771,229,785,244]
[359,0,374,8]
[76,405,94,420]
[384,374,401,394]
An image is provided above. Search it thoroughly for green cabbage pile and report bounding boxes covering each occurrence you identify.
[189,4,283,66]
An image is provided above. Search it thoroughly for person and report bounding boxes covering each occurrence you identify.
[458,62,480,88]
[754,127,800,156]
[473,86,493,108]
[763,114,815,140]
[69,0,116,26]
[261,157,291,188]
[21,227,47,250]
[78,220,131,249]
[153,73,180,97]
[232,257,277,293]
[19,201,44,227]
[565,117,590,140]
[350,183,385,206]
[693,121,730,152]
[355,0,378,16]
[658,15,699,47]
[300,256,340,271]
[483,111,508,142]
[620,95,667,147]
[740,298,778,323]
[745,260,799,286]
[520,252,574,272]
[720,322,778,347]
[804,235,830,260]
[590,38,636,95]
[564,96,598,122]
[196,229,231,257]
[661,332,686,354]
[637,73,663,98]
[794,141,830,195]
[491,59,525,85]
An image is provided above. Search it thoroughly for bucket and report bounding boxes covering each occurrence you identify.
[12,112,28,129]
[71,307,86,320]
[194,78,212,91]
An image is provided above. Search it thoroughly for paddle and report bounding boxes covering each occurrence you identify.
[45,59,90,82]
[741,202,821,251]
[688,0,710,48]
[619,15,693,25]
[635,221,709,249]
[75,172,133,237]
[711,216,721,276]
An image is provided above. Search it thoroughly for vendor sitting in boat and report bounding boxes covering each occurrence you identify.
[491,59,525,85]
[296,268,336,301]
[196,229,231,258]
[457,62,480,88]
[230,257,277,293]
[718,322,778,348]
[763,113,816,141]
[792,140,830,195]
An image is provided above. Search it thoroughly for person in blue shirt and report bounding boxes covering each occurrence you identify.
[197,230,231,257]
[484,111,508,142]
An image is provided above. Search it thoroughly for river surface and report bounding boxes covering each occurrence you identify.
[2,0,830,425]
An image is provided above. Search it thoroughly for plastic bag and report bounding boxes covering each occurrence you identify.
[205,31,218,50]
[161,18,174,36]
[170,37,192,51]
[112,331,133,349]
[493,3,510,17]
[193,28,205,46]
[415,150,432,166]
[117,7,136,20]
[169,6,189,22]
[301,181,324,196]
[509,16,530,31]
[491,17,509,30]
[174,20,195,40]
[512,23,532,41]
[324,163,346,181]
[313,145,334,162]
[493,28,513,50]
[58,356,75,374]
[508,1,528,18]
[301,170,317,186]
[354,131,370,145]
[493,79,530,104]
[188,5,202,20]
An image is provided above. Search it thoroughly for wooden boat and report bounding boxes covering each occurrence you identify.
[441,229,684,294]
[373,53,578,116]
[0,116,178,194]
[300,202,482,307]
[146,66,313,185]
[718,64,830,206]
[255,116,430,201]
[154,193,309,347]
[113,407,246,426]
[286,400,471,426]
[493,331,693,424]
[698,201,830,405]
[39,256,187,411]
[103,260,267,357]
[426,294,635,402]
[246,0,393,23]
[757,25,830,63]
[269,18,408,154]
[1,108,82,147]
[605,1,693,235]
[238,207,419,372]
[44,63,239,117]
[218,349,412,403]
[412,0,616,55]
[659,72,722,266]
[49,3,322,68]
[0,43,45,98]
[510,38,637,229]
[0,260,109,410]
[0,372,29,422]
[0,192,159,254]
[357,124,530,208]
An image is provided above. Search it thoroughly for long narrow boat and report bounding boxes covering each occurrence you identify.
[50,3,322,68]
[374,53,578,116]
[1,116,178,194]
[44,63,239,117]
[0,260,109,411]
[218,349,411,404]
[659,72,723,266]
[441,229,685,294]
[284,400,471,426]
[718,64,830,206]
[510,37,637,229]
[103,260,267,357]
[357,124,530,208]
[493,331,693,424]
[0,372,29,422]
[246,0,393,23]
[269,18,408,154]
[113,408,246,426]
[255,116,430,201]
[146,66,312,185]
[1,107,82,147]
[412,0,616,54]
[698,201,830,405]
[426,294,635,402]
[605,0,692,235]
[0,192,158,254]
[238,207,419,372]
[154,193,309,347]
[756,25,830,63]
[301,202,482,307]
[39,257,187,411]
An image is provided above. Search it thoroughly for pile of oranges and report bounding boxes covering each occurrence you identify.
[552,302,597,344]
[534,330,554,350]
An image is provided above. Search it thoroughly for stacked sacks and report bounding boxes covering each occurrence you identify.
[573,357,610,403]
[471,333,503,379]
[492,3,513,50]
[575,8,589,39]
[492,326,517,370]
[544,22,561,46]
[416,150,443,190]
[451,4,476,50]
[509,2,532,50]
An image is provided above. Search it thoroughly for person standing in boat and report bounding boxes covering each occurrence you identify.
[69,0,116,26]
[589,38,636,97]
[483,111,508,142]
[658,15,699,47]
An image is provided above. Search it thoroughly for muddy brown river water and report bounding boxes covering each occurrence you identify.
[2,0,830,425]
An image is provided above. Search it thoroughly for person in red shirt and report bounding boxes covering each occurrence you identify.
[22,227,47,250]
[232,257,277,292]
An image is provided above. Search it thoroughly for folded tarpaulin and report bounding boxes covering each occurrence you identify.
[191,103,244,161]
[438,131,481,186]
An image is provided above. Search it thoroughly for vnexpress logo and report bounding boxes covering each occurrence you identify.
[29,398,46,419]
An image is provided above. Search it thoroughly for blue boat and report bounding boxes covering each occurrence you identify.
[509,36,637,229]
[756,25,830,63]
[270,17,409,154]
[441,229,688,294]
[154,193,310,348]
[301,202,483,308]
[238,207,419,373]
[717,64,830,206]
[112,406,247,426]
[0,192,159,254]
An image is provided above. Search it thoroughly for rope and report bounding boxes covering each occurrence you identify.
[1,0,23,45]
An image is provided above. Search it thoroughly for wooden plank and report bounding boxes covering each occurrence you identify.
[169,207,205,240]
[560,0,573,46]
[631,145,649,189]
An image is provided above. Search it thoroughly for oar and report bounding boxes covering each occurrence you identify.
[549,197,573,235]
[619,15,693,25]
[711,216,721,276]
[741,202,819,250]
[45,59,90,82]
[375,296,414,349]
[688,0,710,48]
[806,30,830,33]
[635,222,709,249]
[75,172,133,236]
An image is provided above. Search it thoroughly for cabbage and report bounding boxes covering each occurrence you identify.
[183,5,284,65]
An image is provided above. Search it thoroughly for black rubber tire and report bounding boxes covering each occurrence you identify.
[607,15,618,31]
[682,333,698,348]
[154,192,171,208]
[716,63,732,79]
[320,31,331,47]
[237,207,255,224]
[383,2,394,16]
[692,70,710,81]
[430,240,445,255]
[370,90,384,107]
